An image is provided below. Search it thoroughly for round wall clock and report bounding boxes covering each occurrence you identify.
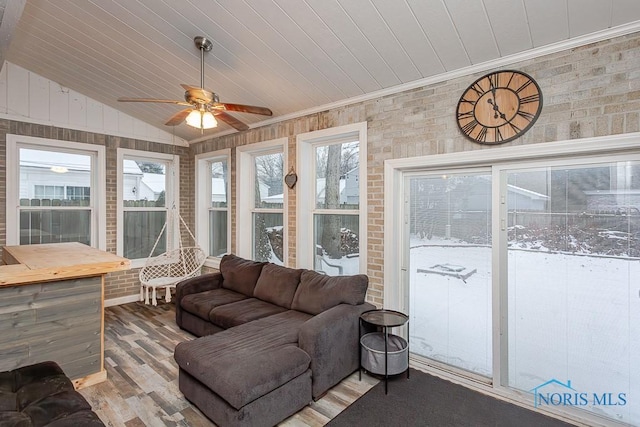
[456,70,542,144]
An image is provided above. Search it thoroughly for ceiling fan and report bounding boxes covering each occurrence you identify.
[118,36,272,132]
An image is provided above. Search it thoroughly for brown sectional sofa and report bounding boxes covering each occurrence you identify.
[173,254,374,427]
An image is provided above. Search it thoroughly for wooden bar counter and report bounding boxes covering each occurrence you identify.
[0,242,130,388]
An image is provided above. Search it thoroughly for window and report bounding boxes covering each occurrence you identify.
[117,149,179,265]
[32,185,90,201]
[297,123,367,274]
[6,135,105,248]
[237,138,287,265]
[34,185,65,200]
[66,186,90,201]
[195,149,231,262]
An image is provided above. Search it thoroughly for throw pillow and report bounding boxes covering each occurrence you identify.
[291,270,368,315]
[220,254,266,296]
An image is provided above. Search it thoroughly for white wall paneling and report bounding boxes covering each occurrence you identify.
[0,61,186,146]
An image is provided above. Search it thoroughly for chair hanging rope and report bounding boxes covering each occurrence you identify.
[138,206,206,306]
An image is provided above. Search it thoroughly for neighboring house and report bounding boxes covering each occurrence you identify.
[211,178,227,204]
[20,151,162,202]
[264,167,360,206]
[139,172,165,201]
[122,160,143,200]
[423,177,548,212]
[504,184,549,211]
[316,166,360,206]
[19,150,92,201]
[342,166,360,205]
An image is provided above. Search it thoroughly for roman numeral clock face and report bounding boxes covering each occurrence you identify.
[456,70,542,144]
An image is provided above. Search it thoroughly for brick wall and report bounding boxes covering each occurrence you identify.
[191,31,640,307]
[0,121,191,300]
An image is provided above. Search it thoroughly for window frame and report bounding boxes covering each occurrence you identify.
[195,148,231,268]
[6,134,106,249]
[296,122,368,272]
[116,148,179,268]
[236,138,288,263]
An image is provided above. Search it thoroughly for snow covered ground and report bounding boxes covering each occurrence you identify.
[409,235,640,425]
[315,253,360,275]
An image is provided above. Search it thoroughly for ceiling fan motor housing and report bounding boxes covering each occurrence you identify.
[184,88,217,105]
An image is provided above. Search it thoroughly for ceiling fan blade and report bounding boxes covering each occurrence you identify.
[165,108,193,126]
[219,103,273,116]
[118,97,191,106]
[214,111,249,131]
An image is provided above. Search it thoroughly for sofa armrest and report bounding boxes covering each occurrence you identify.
[176,271,223,299]
[298,302,375,399]
[175,272,224,327]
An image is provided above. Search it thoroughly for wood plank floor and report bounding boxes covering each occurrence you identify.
[79,301,378,426]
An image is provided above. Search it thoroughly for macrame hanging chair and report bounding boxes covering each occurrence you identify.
[139,207,206,306]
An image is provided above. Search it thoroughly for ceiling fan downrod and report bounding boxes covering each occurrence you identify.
[194,36,213,90]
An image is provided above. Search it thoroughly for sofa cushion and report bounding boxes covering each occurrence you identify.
[253,263,303,309]
[0,411,30,426]
[174,311,313,378]
[291,270,369,315]
[0,371,14,412]
[21,390,96,426]
[180,288,248,321]
[213,345,310,410]
[209,298,287,329]
[220,254,266,296]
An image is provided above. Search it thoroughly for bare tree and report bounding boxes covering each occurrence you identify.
[253,153,284,262]
[136,161,165,174]
[255,153,283,197]
[254,171,272,262]
[321,144,342,258]
[340,142,359,175]
[316,142,359,178]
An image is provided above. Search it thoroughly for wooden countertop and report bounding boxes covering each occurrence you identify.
[0,242,130,287]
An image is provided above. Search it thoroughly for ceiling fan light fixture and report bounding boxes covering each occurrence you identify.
[186,110,217,129]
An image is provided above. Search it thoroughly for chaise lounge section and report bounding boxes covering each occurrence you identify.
[173,254,374,427]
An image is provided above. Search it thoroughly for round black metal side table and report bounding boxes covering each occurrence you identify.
[359,309,409,394]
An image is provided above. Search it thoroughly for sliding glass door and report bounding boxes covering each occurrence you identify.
[504,160,640,424]
[407,171,492,377]
[403,155,640,425]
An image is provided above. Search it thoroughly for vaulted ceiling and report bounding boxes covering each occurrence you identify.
[5,0,640,142]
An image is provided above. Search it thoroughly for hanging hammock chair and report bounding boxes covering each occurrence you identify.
[139,208,206,306]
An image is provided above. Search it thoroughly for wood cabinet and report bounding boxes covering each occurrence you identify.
[0,243,130,388]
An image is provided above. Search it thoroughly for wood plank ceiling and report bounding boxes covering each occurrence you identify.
[6,0,640,142]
